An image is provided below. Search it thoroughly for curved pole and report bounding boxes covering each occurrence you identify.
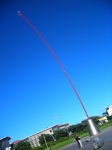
[18,11,89,119]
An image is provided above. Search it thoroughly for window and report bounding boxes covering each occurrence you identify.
[30,138,32,142]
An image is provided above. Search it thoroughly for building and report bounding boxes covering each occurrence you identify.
[98,116,108,125]
[0,137,11,150]
[10,140,20,149]
[106,105,112,116]
[22,123,69,148]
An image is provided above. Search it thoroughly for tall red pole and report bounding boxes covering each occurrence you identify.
[18,11,89,119]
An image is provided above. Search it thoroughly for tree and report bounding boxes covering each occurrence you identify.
[54,129,68,140]
[102,112,108,116]
[39,134,53,145]
[15,141,31,150]
[68,123,87,133]
[68,116,100,135]
[82,116,100,125]
[107,116,112,120]
[68,125,77,133]
[90,116,100,124]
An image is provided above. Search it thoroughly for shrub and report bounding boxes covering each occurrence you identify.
[31,145,45,150]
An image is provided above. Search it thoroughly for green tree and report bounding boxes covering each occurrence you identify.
[107,116,112,120]
[68,116,100,134]
[102,112,108,116]
[15,141,31,150]
[54,129,68,140]
[68,125,77,133]
[90,116,100,124]
[68,123,87,133]
[82,116,100,125]
[39,134,53,145]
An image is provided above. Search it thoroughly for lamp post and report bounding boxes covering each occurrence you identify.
[18,11,100,137]
[50,130,55,141]
[43,134,49,150]
[86,118,100,136]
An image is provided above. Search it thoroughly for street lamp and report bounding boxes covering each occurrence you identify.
[42,134,49,150]
[50,130,55,141]
[87,118,100,136]
[18,11,100,137]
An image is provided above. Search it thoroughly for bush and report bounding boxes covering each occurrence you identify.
[107,116,112,120]
[31,145,45,150]
[47,141,56,146]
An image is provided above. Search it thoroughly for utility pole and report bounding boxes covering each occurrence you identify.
[43,134,49,150]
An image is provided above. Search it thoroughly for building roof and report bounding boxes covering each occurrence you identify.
[58,123,69,127]
[21,124,58,140]
[10,140,20,145]
[21,123,69,140]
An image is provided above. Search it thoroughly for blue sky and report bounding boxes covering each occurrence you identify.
[0,0,112,142]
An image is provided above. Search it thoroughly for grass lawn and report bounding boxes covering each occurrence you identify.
[46,138,74,150]
[99,121,112,130]
[44,121,112,150]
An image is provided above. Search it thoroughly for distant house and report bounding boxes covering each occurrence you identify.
[21,123,69,148]
[98,116,108,125]
[10,140,20,149]
[0,137,11,150]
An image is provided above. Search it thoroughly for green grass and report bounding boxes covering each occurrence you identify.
[44,121,112,150]
[47,138,74,150]
[99,121,112,130]
[46,138,74,150]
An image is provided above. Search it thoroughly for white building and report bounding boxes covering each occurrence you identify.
[0,137,11,150]
[21,123,69,148]
[98,116,108,124]
[106,105,112,116]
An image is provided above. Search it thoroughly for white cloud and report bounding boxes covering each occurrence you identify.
[82,116,87,121]
[54,116,60,120]
[99,107,107,112]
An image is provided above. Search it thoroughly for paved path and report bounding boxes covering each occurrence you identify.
[60,126,112,150]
